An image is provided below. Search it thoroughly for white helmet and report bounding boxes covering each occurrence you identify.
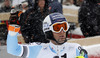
[43,13,69,33]
[43,13,69,44]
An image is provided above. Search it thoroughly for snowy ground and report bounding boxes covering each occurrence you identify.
[63,5,80,10]
[83,44,100,57]
[0,46,21,58]
[70,27,83,35]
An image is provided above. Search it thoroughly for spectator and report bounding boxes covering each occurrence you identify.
[78,0,100,37]
[0,23,7,45]
[9,7,22,25]
[19,1,29,24]
[20,0,49,43]
[0,0,11,13]
[48,0,63,14]
[26,0,34,8]
[9,1,28,25]
[19,1,30,26]
[77,0,84,6]
[7,13,88,58]
[21,1,29,12]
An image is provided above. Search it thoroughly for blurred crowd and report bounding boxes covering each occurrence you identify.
[2,0,97,45]
[0,0,83,13]
[63,0,83,6]
[0,0,62,45]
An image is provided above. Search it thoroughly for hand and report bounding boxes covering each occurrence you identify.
[8,24,20,36]
[8,24,20,32]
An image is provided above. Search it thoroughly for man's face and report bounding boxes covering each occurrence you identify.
[52,30,66,45]
[38,0,45,8]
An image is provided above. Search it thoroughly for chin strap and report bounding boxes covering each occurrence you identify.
[56,39,67,45]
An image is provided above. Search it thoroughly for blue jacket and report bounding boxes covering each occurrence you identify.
[48,0,63,14]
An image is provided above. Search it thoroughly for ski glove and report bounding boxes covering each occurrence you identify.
[8,24,20,36]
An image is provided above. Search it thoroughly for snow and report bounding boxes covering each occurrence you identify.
[64,13,77,16]
[72,27,83,35]
[83,44,100,56]
[63,5,80,10]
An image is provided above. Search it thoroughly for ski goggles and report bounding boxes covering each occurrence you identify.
[50,22,69,33]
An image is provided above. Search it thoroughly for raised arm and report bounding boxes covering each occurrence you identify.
[7,25,42,58]
[7,25,23,56]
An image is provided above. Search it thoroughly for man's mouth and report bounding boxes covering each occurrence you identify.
[60,35,64,38]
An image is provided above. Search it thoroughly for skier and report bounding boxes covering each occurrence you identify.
[9,0,28,25]
[7,13,88,58]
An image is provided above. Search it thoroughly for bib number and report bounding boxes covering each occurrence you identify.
[53,53,67,58]
[61,53,67,58]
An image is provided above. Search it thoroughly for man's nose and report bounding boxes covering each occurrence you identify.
[60,29,64,33]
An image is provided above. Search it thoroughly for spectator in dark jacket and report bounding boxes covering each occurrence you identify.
[78,0,100,37]
[20,0,49,43]
[26,0,34,8]
[48,0,63,14]
[0,0,11,13]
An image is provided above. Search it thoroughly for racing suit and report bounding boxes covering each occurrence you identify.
[7,31,88,58]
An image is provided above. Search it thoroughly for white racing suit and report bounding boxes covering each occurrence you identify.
[7,31,88,58]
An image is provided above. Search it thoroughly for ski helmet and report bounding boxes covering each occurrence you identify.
[43,13,69,44]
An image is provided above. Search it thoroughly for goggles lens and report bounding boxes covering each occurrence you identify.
[53,22,68,33]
